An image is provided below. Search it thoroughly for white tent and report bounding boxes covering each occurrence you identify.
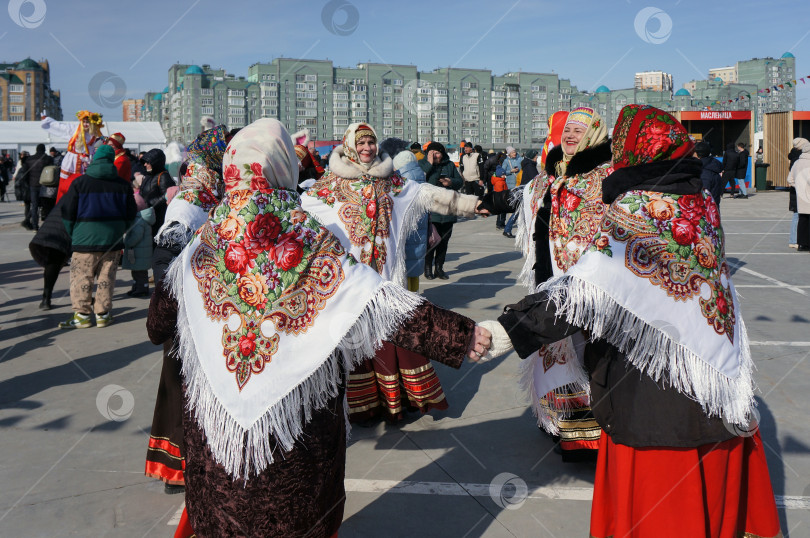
[0,121,167,155]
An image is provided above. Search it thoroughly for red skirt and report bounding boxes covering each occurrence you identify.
[347,341,448,422]
[590,431,782,538]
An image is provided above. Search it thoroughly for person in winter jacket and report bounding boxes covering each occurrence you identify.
[722,142,740,198]
[22,144,54,231]
[106,133,131,182]
[58,145,137,329]
[394,150,429,292]
[788,146,802,248]
[123,193,156,297]
[521,149,539,182]
[40,148,63,220]
[787,137,810,251]
[694,142,723,205]
[13,152,33,228]
[483,151,503,195]
[139,148,176,238]
[734,142,749,199]
[419,141,464,279]
[459,144,483,196]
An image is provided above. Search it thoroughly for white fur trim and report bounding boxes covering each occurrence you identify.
[327,145,394,179]
[420,183,478,219]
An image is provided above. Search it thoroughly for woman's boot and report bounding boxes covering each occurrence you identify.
[424,261,435,280]
[39,289,52,310]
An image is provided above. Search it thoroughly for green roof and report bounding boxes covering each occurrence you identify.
[675,88,691,96]
[595,85,610,93]
[15,58,41,70]
[781,52,795,58]
[0,73,24,84]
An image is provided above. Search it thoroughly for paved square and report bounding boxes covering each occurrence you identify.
[1,192,808,536]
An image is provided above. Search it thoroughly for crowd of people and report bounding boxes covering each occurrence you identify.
[10,103,804,537]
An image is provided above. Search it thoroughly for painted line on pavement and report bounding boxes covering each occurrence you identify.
[724,232,789,235]
[167,504,184,525]
[735,285,810,289]
[343,479,809,509]
[730,264,807,296]
[749,341,810,347]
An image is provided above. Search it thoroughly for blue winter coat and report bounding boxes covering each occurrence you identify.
[397,159,429,278]
[123,207,156,271]
[503,156,522,189]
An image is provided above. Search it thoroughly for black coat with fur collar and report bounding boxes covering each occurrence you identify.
[543,141,612,178]
[533,141,612,285]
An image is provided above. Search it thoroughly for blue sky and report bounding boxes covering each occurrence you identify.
[4,0,809,121]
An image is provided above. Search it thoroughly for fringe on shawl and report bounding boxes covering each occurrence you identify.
[514,184,538,291]
[154,221,194,249]
[517,350,591,435]
[535,275,756,426]
[166,256,424,480]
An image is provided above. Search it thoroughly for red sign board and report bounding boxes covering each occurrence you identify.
[793,111,810,120]
[680,111,751,121]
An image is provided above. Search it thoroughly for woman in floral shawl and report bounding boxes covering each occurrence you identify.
[481,105,780,538]
[301,123,480,423]
[512,107,611,461]
[149,118,491,537]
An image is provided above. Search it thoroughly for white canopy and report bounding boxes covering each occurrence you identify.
[0,121,167,154]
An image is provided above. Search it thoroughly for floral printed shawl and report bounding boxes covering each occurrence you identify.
[168,119,423,479]
[535,106,754,426]
[155,125,230,248]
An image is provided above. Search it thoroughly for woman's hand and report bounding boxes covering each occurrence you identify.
[475,200,490,216]
[466,325,492,362]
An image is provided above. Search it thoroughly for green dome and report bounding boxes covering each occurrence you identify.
[595,85,610,93]
[163,86,170,93]
[781,52,795,58]
[15,58,41,70]
[675,88,691,96]
[153,93,163,100]
[185,65,205,75]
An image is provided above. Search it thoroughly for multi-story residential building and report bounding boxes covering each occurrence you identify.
[122,99,144,122]
[683,53,796,131]
[0,58,61,121]
[708,66,737,85]
[737,53,796,130]
[147,53,798,147]
[634,71,674,93]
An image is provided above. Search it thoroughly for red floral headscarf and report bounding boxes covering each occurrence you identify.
[611,105,694,170]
